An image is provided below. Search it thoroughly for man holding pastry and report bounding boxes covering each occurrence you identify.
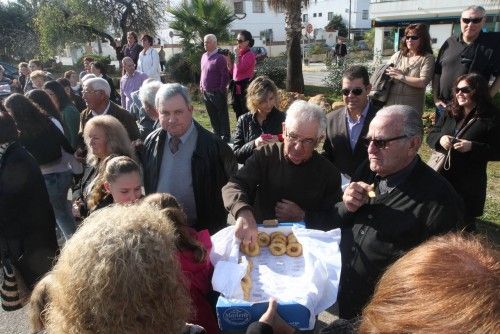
[222,100,342,246]
[332,104,464,320]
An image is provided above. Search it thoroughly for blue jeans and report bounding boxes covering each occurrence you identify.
[43,171,76,240]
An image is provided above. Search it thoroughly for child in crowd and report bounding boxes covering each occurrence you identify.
[87,155,142,212]
[142,193,219,334]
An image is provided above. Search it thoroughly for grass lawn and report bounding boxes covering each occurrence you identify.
[191,96,500,233]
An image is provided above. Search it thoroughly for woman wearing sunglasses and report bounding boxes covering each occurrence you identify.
[225,30,256,120]
[427,73,499,232]
[384,23,434,114]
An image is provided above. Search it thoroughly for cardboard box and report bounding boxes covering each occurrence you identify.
[216,296,311,331]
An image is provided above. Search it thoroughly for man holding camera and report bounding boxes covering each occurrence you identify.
[200,34,231,143]
[433,5,499,121]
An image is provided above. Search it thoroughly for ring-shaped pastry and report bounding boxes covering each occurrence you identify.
[240,242,260,257]
[286,242,303,257]
[287,234,298,244]
[270,242,287,256]
[270,231,287,241]
[258,232,271,247]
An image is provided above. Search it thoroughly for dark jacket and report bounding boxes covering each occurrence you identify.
[19,119,74,166]
[427,108,500,217]
[233,108,286,164]
[0,142,58,288]
[331,157,464,319]
[72,164,97,218]
[78,101,141,149]
[322,103,378,177]
[142,121,237,234]
[102,74,120,105]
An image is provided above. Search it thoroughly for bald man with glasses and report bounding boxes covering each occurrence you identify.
[433,5,500,121]
[331,104,464,320]
[223,100,342,244]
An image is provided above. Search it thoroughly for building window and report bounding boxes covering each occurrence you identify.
[234,1,243,14]
[328,12,333,20]
[318,13,322,17]
[362,10,369,20]
[303,14,308,22]
[313,13,317,18]
[252,0,264,13]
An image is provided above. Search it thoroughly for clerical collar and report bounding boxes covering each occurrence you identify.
[376,157,418,195]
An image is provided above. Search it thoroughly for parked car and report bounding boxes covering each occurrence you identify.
[0,61,18,80]
[251,47,268,63]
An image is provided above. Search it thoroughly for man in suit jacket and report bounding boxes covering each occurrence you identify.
[323,65,379,188]
[77,77,140,151]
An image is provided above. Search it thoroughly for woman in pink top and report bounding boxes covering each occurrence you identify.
[226,30,256,120]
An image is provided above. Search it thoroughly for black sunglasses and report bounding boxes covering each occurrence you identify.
[405,35,419,40]
[364,135,407,149]
[237,39,246,43]
[456,86,472,94]
[462,17,483,24]
[341,87,364,96]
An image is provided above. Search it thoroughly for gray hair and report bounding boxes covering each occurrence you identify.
[81,73,97,83]
[0,65,4,73]
[84,77,111,98]
[463,6,486,16]
[204,34,217,43]
[122,57,134,65]
[377,105,423,138]
[139,80,162,108]
[155,83,191,109]
[285,100,326,137]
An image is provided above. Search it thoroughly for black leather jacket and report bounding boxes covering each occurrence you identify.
[233,108,286,164]
[142,121,237,233]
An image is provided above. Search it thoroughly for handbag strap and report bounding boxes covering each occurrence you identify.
[443,116,477,171]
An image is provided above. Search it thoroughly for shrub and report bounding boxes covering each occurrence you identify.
[255,57,287,88]
[164,52,196,84]
[323,52,374,96]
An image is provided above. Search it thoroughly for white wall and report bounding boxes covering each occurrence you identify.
[305,0,371,32]
[429,24,453,51]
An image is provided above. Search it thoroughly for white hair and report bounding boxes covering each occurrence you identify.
[376,105,423,138]
[139,80,162,108]
[81,73,97,83]
[204,34,217,43]
[285,100,326,137]
[463,6,485,16]
[84,77,111,98]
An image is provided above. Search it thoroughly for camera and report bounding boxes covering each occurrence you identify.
[218,48,230,56]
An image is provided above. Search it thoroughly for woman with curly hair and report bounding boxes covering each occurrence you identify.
[41,204,202,334]
[43,81,80,148]
[233,76,285,164]
[87,155,142,212]
[427,73,500,231]
[4,93,76,240]
[142,193,218,334]
[72,115,136,219]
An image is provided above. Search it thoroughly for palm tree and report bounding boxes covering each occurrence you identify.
[168,0,235,79]
[267,0,309,93]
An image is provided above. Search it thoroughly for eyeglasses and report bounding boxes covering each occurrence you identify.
[286,131,317,148]
[405,35,420,40]
[237,39,246,44]
[341,87,364,96]
[456,86,472,94]
[364,135,407,149]
[461,17,483,24]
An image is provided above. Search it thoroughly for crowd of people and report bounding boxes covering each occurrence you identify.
[0,5,499,334]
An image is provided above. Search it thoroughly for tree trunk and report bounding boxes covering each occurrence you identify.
[285,1,304,93]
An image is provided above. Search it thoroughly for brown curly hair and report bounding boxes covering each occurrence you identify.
[45,205,190,334]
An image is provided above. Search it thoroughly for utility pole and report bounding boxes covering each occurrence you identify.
[348,0,352,41]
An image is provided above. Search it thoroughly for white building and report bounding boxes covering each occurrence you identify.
[370,0,500,58]
[304,0,371,43]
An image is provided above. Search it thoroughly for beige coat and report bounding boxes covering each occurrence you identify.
[385,51,435,114]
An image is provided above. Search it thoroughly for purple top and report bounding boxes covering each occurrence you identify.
[122,42,143,65]
[120,70,148,111]
[200,50,229,92]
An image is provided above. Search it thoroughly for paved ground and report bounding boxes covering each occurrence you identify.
[303,63,329,87]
